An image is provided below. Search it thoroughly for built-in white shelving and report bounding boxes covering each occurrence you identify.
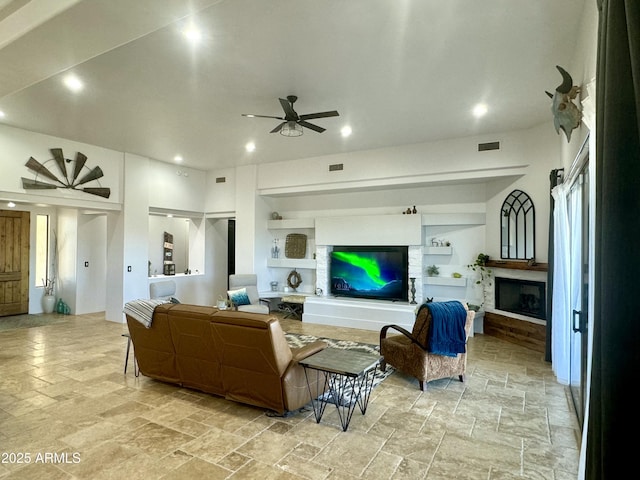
[424,246,453,255]
[266,258,316,269]
[421,213,486,226]
[267,218,315,229]
[424,276,467,287]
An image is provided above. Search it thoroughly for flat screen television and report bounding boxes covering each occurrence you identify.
[329,246,408,302]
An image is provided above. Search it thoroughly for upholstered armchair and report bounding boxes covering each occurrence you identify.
[228,274,271,314]
[150,280,177,301]
[379,301,474,391]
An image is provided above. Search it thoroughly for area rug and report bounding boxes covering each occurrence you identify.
[0,314,68,332]
[284,332,395,405]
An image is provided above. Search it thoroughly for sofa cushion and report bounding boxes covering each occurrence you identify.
[228,287,251,306]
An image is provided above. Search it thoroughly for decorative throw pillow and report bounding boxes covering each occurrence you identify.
[227,287,251,306]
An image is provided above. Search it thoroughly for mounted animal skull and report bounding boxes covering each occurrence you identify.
[546,65,582,142]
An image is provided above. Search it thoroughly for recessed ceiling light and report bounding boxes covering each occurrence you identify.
[341,126,352,138]
[63,74,84,92]
[0,110,5,118]
[245,142,256,152]
[183,25,202,44]
[174,155,183,163]
[473,103,488,118]
[7,201,16,208]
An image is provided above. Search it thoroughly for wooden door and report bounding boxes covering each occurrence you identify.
[0,210,30,316]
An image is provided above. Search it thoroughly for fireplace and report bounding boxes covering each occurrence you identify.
[495,277,546,320]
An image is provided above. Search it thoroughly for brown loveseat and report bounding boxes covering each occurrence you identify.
[125,303,327,415]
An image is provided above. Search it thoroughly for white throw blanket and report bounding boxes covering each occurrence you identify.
[123,299,170,328]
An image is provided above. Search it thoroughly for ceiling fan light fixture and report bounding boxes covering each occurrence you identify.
[280,121,303,137]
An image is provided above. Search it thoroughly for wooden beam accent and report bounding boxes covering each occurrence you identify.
[485,260,548,272]
[483,312,546,353]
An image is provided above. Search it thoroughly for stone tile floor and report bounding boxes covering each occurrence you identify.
[0,312,580,479]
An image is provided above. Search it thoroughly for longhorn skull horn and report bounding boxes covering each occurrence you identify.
[555,65,573,94]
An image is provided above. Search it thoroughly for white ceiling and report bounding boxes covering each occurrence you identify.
[0,0,587,172]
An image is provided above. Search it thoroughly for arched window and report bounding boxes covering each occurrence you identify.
[501,189,535,259]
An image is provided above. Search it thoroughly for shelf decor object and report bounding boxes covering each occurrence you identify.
[409,277,417,304]
[287,270,302,291]
[285,233,307,259]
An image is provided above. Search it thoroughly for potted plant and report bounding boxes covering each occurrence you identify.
[467,253,492,308]
[42,278,56,313]
[42,229,58,314]
[426,265,440,277]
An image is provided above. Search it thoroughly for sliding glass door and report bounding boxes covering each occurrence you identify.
[568,162,589,427]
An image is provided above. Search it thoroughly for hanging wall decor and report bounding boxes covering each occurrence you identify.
[545,65,582,142]
[285,233,307,259]
[21,148,111,198]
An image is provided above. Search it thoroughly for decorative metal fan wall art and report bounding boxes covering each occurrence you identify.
[21,148,111,198]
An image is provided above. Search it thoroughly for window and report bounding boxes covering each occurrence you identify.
[35,214,49,287]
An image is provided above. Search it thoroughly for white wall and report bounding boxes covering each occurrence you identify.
[56,208,79,313]
[234,165,257,274]
[114,153,150,322]
[256,131,532,196]
[147,159,206,213]
[205,168,236,216]
[76,213,107,314]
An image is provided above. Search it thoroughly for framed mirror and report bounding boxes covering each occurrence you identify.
[501,189,535,259]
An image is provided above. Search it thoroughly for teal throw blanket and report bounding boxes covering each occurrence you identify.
[425,301,467,357]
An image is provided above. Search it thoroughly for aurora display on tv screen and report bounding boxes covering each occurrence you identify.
[329,246,408,302]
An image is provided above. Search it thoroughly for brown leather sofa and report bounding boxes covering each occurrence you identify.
[125,303,327,415]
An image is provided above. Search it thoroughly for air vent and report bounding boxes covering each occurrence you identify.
[329,163,344,172]
[478,141,500,152]
[215,176,226,183]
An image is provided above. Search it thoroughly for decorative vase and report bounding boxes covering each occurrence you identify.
[42,294,56,314]
[409,277,417,304]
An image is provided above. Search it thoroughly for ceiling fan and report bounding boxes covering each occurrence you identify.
[242,95,339,136]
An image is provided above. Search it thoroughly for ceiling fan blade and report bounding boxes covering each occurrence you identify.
[299,110,339,120]
[270,122,286,133]
[242,114,285,120]
[298,120,326,133]
[279,97,298,120]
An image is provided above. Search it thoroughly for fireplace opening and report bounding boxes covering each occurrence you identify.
[495,277,546,320]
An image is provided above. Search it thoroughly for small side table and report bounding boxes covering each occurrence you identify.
[300,348,381,431]
[122,333,139,377]
[278,294,306,319]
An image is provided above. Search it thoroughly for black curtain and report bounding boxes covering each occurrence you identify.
[227,219,236,286]
[546,169,563,363]
[587,1,640,478]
